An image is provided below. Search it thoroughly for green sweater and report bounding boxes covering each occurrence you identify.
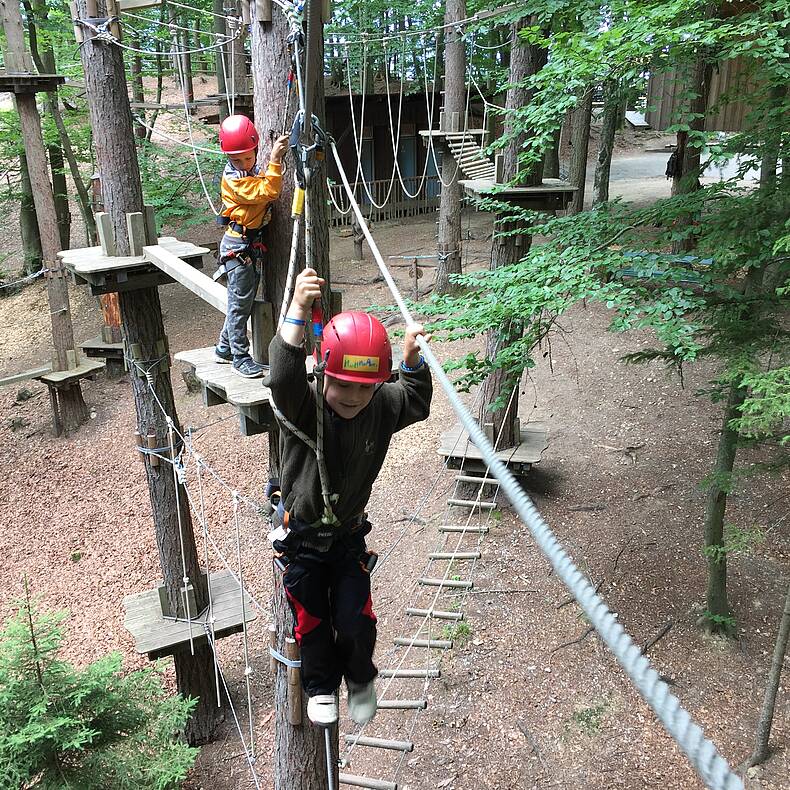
[267,334,433,530]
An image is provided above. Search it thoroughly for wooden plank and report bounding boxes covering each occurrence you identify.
[393,637,452,649]
[378,668,439,678]
[95,212,116,256]
[418,578,473,589]
[437,421,548,466]
[126,212,147,256]
[0,364,51,387]
[376,699,427,710]
[36,359,104,385]
[438,525,490,533]
[342,735,413,752]
[339,774,397,790]
[427,551,480,561]
[446,499,495,510]
[143,244,227,314]
[118,0,162,9]
[406,607,464,620]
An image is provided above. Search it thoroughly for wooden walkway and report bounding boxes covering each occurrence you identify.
[459,177,576,212]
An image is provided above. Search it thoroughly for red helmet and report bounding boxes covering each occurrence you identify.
[320,311,392,384]
[218,114,259,154]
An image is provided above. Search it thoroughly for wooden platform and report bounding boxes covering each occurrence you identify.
[459,178,576,212]
[176,347,276,436]
[437,421,548,475]
[0,364,51,388]
[58,236,210,295]
[0,72,65,94]
[35,358,105,386]
[80,335,125,361]
[123,570,255,660]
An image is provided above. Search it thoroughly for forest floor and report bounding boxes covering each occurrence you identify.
[0,135,787,790]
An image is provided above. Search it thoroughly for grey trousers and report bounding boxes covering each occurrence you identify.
[216,236,261,359]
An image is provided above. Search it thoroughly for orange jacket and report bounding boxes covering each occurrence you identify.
[220,160,283,234]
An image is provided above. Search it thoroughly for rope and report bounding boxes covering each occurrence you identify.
[166,419,196,653]
[0,267,49,290]
[131,113,225,154]
[232,491,256,758]
[172,29,221,215]
[202,625,263,789]
[329,138,743,790]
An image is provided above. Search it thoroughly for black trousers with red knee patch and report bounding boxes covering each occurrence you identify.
[283,538,377,697]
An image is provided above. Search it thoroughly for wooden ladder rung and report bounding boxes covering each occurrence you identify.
[379,668,440,678]
[377,699,427,710]
[393,637,452,649]
[418,577,473,589]
[447,499,496,509]
[455,475,499,484]
[339,773,397,790]
[343,735,414,752]
[406,607,464,621]
[428,551,481,560]
[439,525,489,534]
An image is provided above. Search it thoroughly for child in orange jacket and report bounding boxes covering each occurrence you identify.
[214,115,289,378]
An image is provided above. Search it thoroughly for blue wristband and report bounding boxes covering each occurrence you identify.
[283,316,306,326]
[400,356,425,373]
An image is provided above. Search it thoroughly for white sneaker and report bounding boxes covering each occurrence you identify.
[307,694,338,726]
[347,680,377,726]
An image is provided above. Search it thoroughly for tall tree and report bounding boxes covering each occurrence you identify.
[251,0,335,784]
[18,152,43,275]
[592,78,620,205]
[567,87,592,214]
[76,0,222,743]
[476,14,547,450]
[1,0,88,433]
[434,0,466,295]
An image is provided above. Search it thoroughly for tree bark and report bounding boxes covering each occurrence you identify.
[434,0,465,295]
[19,152,43,275]
[477,16,546,450]
[214,0,228,123]
[131,37,146,140]
[252,0,336,783]
[49,144,70,249]
[77,0,221,743]
[182,29,195,104]
[567,88,593,214]
[747,583,790,766]
[670,57,713,253]
[2,0,88,432]
[592,79,620,205]
[543,127,561,179]
[703,382,745,634]
[26,0,95,245]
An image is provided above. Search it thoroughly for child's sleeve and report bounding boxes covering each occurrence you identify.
[224,161,284,206]
[266,333,316,433]
[388,363,433,432]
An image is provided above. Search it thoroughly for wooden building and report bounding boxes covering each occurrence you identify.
[645,55,760,132]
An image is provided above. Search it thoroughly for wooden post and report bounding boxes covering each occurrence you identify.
[568,87,593,215]
[285,637,302,725]
[252,0,337,784]
[1,0,88,434]
[76,0,222,744]
[434,0,466,295]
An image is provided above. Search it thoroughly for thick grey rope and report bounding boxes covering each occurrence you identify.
[329,139,743,790]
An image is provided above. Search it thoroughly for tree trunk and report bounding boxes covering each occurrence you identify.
[252,0,335,783]
[543,127,560,179]
[49,144,70,249]
[671,57,713,253]
[567,88,593,214]
[182,29,195,104]
[434,0,465,295]
[703,382,746,635]
[19,152,43,275]
[592,79,620,205]
[229,3,248,96]
[3,0,88,433]
[77,0,221,743]
[477,16,546,450]
[131,39,146,139]
[25,0,97,246]
[214,0,228,122]
[747,583,790,767]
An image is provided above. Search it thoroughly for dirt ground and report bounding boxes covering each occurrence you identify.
[1,135,788,790]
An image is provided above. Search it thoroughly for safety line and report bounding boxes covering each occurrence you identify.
[329,138,743,790]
